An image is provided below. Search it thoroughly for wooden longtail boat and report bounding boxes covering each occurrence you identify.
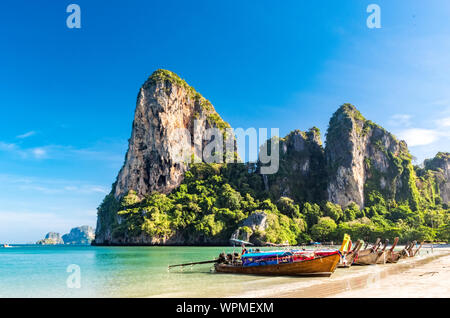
[375,239,390,264]
[353,238,384,265]
[214,251,341,277]
[404,241,416,257]
[170,236,350,277]
[338,240,363,268]
[355,238,380,257]
[385,237,400,263]
[215,235,351,277]
[386,238,412,263]
[387,249,406,263]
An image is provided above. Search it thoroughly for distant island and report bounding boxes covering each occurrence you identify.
[36,226,95,245]
[93,69,450,246]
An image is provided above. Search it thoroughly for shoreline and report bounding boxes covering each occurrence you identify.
[232,247,450,298]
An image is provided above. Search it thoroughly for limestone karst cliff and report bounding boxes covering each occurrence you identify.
[36,232,64,245]
[94,70,449,246]
[114,69,232,200]
[95,70,235,244]
[36,226,95,245]
[325,104,419,209]
[261,128,327,204]
[417,152,450,205]
[62,226,95,245]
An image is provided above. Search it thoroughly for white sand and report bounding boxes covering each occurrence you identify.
[330,252,450,298]
[243,247,450,298]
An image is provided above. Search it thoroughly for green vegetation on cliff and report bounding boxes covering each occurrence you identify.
[148,69,230,132]
[263,128,327,204]
[104,163,305,245]
[99,160,449,245]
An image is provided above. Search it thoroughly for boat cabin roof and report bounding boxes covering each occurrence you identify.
[241,251,292,258]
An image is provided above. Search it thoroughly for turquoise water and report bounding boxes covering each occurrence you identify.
[1,245,438,298]
[0,245,295,298]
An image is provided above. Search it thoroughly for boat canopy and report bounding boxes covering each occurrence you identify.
[291,249,338,253]
[241,251,292,258]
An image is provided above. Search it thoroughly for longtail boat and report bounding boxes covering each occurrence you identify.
[214,249,341,277]
[405,241,416,257]
[353,238,384,265]
[338,239,363,268]
[169,236,351,277]
[375,239,390,264]
[385,237,400,263]
[386,237,410,263]
[355,238,380,257]
[216,234,353,276]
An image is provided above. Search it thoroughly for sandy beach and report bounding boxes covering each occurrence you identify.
[260,247,450,298]
[330,253,450,298]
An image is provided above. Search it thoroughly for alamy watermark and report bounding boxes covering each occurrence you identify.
[66,264,81,288]
[66,4,81,29]
[65,4,380,30]
[367,4,381,29]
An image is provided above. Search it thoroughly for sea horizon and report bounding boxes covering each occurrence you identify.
[1,244,448,298]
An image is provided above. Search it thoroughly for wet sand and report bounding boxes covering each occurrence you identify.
[260,247,450,298]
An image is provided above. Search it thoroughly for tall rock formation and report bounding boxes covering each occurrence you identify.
[261,128,327,204]
[114,69,231,199]
[325,104,419,209]
[421,152,450,204]
[95,70,233,244]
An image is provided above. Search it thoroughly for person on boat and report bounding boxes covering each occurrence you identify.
[241,244,247,255]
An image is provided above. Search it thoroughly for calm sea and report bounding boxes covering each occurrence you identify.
[0,244,438,298]
[0,245,295,297]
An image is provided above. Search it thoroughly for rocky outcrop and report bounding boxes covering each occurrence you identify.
[232,211,268,242]
[95,70,234,245]
[62,226,95,245]
[260,128,327,204]
[114,69,231,200]
[325,104,419,209]
[36,227,95,245]
[423,152,450,204]
[36,232,64,245]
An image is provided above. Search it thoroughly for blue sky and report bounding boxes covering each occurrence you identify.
[1,1,450,243]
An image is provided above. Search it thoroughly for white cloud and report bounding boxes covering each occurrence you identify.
[31,147,47,159]
[88,186,109,194]
[16,131,36,139]
[436,117,450,128]
[0,142,17,151]
[388,114,412,128]
[397,128,439,147]
[0,141,124,164]
[0,174,109,196]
